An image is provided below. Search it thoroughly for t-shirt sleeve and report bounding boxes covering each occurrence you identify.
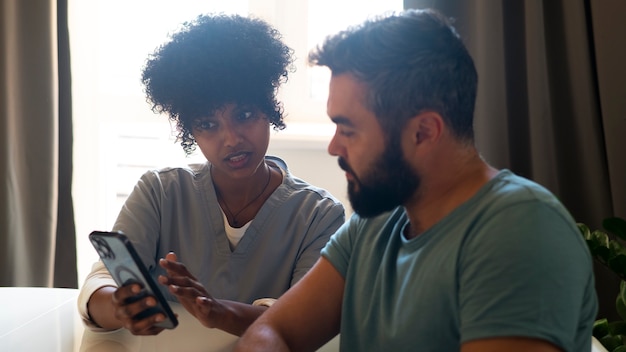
[290,197,345,285]
[321,214,359,279]
[458,200,596,351]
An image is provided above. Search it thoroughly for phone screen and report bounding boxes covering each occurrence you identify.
[89,231,178,329]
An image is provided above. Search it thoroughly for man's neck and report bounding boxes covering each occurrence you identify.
[403,154,498,239]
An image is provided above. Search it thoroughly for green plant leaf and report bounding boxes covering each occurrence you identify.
[609,321,626,336]
[597,246,613,264]
[580,217,626,343]
[612,345,626,352]
[611,240,626,257]
[609,256,626,277]
[587,238,600,250]
[600,334,623,351]
[591,230,612,262]
[578,223,591,239]
[617,296,626,321]
[619,285,626,298]
[605,217,626,241]
[593,230,611,247]
[595,318,611,338]
[621,281,626,305]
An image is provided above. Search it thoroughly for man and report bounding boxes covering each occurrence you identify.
[235,8,597,352]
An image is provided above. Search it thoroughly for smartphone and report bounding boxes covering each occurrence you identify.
[88,230,178,329]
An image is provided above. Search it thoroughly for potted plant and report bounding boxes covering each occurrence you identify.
[579,216,626,352]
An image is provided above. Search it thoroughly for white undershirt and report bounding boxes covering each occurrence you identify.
[218,162,285,250]
[220,209,251,250]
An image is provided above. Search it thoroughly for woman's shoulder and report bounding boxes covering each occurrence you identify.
[138,162,210,187]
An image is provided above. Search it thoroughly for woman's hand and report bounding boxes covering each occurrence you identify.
[110,283,167,335]
[158,252,224,329]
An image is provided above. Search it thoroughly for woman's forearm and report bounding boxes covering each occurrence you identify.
[210,299,268,336]
[87,286,124,330]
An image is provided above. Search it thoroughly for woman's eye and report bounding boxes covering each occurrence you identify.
[195,120,216,130]
[238,111,254,121]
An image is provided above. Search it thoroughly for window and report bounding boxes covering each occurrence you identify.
[69,0,403,285]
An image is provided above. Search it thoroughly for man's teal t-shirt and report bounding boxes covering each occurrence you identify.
[322,170,597,351]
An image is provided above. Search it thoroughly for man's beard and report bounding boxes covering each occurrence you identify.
[339,141,420,218]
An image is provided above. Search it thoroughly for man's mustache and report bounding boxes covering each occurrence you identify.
[338,157,352,174]
[338,157,361,184]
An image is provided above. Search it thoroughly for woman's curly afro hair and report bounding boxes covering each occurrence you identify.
[141,14,294,155]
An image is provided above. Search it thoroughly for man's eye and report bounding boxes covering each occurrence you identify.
[338,128,354,137]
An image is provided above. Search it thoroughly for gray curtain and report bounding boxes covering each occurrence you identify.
[404,0,626,321]
[0,0,77,288]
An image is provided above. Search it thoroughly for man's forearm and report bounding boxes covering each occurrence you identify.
[234,323,291,351]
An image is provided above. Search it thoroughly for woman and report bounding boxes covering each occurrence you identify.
[77,13,345,337]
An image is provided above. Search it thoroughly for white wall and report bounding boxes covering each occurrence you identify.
[268,133,351,217]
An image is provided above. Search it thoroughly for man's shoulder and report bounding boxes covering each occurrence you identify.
[481,170,565,209]
[463,170,581,247]
[450,170,578,238]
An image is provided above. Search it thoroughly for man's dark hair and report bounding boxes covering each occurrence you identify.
[309,9,477,143]
[142,14,294,155]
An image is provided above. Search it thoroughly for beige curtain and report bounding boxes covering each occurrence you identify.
[0,0,77,288]
[405,0,626,321]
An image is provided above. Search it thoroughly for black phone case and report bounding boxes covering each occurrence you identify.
[88,230,178,329]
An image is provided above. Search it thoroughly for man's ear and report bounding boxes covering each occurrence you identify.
[405,111,444,146]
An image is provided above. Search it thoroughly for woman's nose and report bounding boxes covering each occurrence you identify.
[221,123,243,147]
